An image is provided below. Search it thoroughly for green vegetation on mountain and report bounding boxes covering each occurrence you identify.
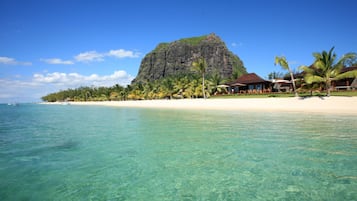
[155,43,169,51]
[178,35,207,45]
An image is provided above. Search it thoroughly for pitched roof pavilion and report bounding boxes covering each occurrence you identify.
[231,73,270,85]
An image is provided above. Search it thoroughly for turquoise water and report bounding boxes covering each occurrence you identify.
[0,104,356,200]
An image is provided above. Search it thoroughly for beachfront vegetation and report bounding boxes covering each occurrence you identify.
[192,57,208,99]
[343,57,357,67]
[300,47,357,96]
[41,74,223,102]
[274,56,298,97]
[267,71,285,80]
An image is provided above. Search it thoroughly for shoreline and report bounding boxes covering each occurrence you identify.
[42,97,357,115]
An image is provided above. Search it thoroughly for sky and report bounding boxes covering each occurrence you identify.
[0,0,356,102]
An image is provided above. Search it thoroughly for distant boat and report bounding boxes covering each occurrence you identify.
[7,103,18,106]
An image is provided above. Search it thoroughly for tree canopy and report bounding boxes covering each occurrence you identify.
[300,47,357,96]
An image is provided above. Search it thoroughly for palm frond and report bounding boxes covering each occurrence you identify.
[334,70,357,80]
[192,57,207,74]
[314,60,325,70]
[312,52,322,60]
[327,47,336,65]
[304,74,325,84]
[274,56,289,71]
[336,52,357,67]
[299,65,314,74]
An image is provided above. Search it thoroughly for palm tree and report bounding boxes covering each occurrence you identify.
[300,47,357,96]
[173,76,189,99]
[192,57,207,99]
[161,77,175,99]
[274,56,298,97]
[186,79,199,98]
[142,82,154,100]
[209,73,227,95]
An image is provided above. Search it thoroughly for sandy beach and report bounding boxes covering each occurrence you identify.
[45,97,357,115]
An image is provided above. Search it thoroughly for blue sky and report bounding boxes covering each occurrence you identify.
[1,0,356,102]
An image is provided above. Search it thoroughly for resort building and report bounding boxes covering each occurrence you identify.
[224,66,356,95]
[271,79,293,92]
[229,73,272,94]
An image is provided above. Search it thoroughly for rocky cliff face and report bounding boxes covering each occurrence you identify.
[132,33,246,83]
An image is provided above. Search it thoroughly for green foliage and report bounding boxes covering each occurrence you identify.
[192,57,207,74]
[42,73,218,102]
[344,57,357,67]
[192,57,208,99]
[178,35,207,46]
[274,56,290,71]
[330,90,357,96]
[228,52,246,81]
[274,56,298,96]
[155,43,169,51]
[42,85,125,102]
[268,71,284,79]
[335,70,357,80]
[302,47,357,96]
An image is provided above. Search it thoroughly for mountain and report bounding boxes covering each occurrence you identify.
[132,33,246,83]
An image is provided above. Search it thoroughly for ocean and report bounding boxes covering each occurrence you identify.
[0,103,356,200]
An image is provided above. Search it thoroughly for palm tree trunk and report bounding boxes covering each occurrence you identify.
[326,79,331,97]
[289,71,298,97]
[202,73,206,99]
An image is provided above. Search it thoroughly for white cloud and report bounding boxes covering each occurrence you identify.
[0,78,42,102]
[74,51,104,62]
[0,57,15,64]
[74,49,140,63]
[1,48,140,66]
[40,58,74,65]
[33,70,134,87]
[0,56,32,66]
[108,49,140,58]
[0,70,134,103]
[231,42,243,47]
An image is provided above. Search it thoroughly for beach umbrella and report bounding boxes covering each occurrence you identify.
[217,84,230,88]
[230,83,246,86]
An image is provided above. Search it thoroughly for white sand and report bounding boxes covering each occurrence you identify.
[48,97,357,115]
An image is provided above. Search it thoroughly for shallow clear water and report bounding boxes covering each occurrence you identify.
[0,104,356,200]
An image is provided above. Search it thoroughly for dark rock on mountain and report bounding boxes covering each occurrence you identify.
[132,33,246,83]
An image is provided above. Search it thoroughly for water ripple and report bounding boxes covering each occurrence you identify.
[0,105,356,200]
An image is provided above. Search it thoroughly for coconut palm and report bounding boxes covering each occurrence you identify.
[186,79,199,98]
[160,77,175,99]
[300,47,357,96]
[192,57,207,99]
[209,73,227,95]
[173,76,189,98]
[274,56,298,97]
